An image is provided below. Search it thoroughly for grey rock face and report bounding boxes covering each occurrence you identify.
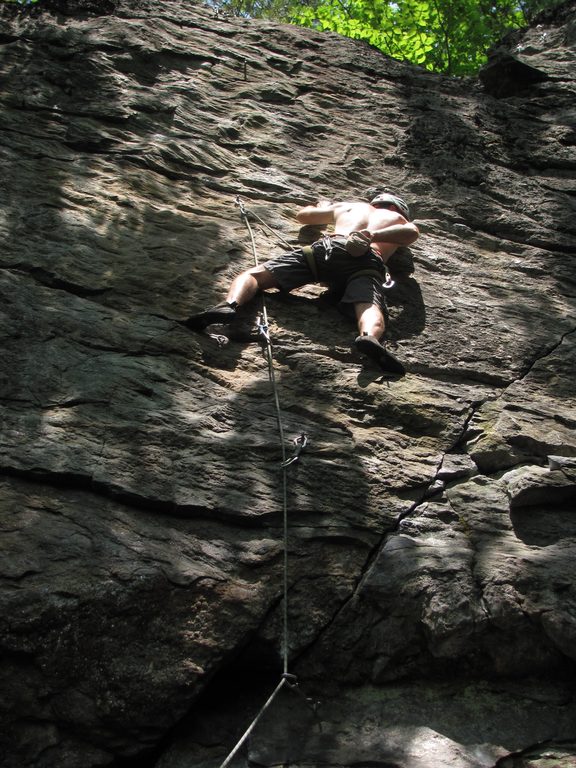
[0,0,575,766]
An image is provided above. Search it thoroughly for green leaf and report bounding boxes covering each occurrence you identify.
[217,0,566,75]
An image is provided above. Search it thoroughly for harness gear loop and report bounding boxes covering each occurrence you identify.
[346,266,394,290]
[320,234,334,261]
[383,270,395,289]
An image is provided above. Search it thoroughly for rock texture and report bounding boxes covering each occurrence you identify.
[0,1,575,766]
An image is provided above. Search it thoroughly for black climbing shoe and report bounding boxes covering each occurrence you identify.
[354,334,406,377]
[184,302,237,331]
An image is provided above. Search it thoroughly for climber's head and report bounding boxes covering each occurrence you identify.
[370,193,411,221]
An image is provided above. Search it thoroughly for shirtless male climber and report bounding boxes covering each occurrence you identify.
[186,192,419,377]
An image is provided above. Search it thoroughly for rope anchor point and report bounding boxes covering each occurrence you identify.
[281,432,308,468]
[235,194,247,218]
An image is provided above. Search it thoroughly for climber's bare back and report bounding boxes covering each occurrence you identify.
[328,201,407,259]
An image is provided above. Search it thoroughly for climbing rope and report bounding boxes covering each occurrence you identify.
[235,196,294,251]
[219,673,294,768]
[216,197,309,768]
[235,194,307,673]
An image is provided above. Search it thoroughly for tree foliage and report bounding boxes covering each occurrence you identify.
[214,0,564,74]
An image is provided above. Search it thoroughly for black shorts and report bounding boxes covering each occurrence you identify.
[263,237,386,310]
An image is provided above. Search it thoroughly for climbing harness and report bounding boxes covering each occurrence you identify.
[217,198,313,768]
[301,236,395,289]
